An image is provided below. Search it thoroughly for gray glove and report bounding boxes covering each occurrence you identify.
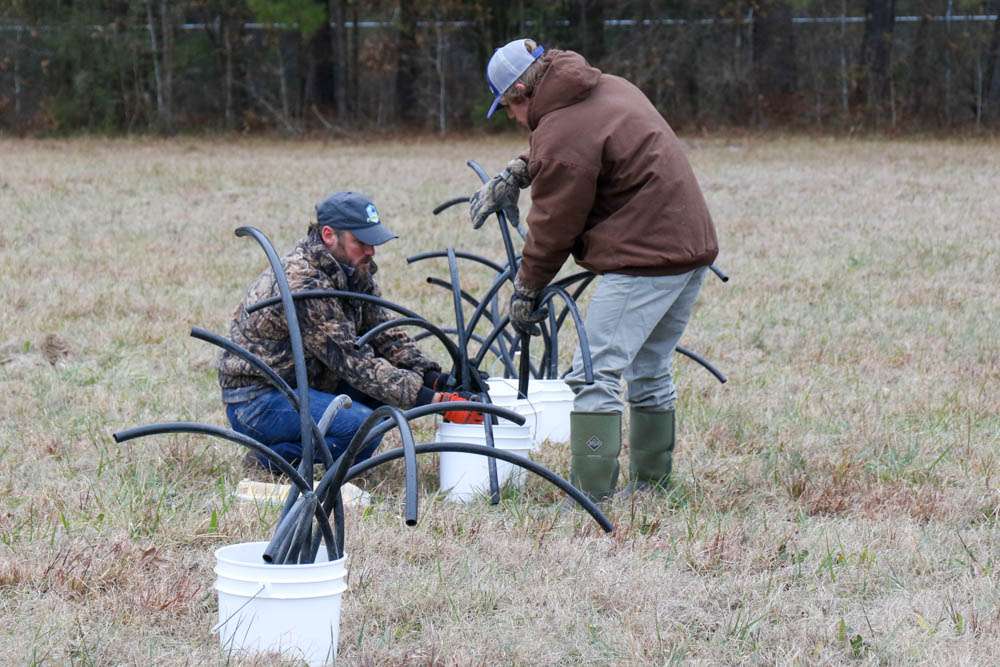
[508,273,548,337]
[469,157,531,230]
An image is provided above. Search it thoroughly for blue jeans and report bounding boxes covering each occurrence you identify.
[226,386,385,472]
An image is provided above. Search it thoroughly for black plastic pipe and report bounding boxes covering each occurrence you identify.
[406,250,506,275]
[345,443,613,533]
[461,266,514,348]
[113,423,337,560]
[188,327,335,470]
[315,405,420,558]
[412,328,514,377]
[473,317,541,381]
[432,196,470,215]
[675,345,728,384]
[518,333,531,398]
[447,248,471,389]
[546,306,560,379]
[710,264,730,282]
[235,227,316,481]
[425,278,494,323]
[539,285,594,385]
[354,316,465,382]
[479,391,501,505]
[247,289,422,319]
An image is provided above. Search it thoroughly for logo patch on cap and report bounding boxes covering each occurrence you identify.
[365,203,380,224]
[586,436,603,452]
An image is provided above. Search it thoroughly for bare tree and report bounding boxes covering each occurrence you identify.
[331,0,349,120]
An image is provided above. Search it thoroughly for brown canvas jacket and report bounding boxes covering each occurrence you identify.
[217,236,439,408]
[518,50,719,289]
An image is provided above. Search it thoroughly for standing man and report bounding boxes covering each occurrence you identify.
[471,40,719,501]
[219,192,474,471]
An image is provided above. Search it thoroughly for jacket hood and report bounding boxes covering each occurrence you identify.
[527,50,602,130]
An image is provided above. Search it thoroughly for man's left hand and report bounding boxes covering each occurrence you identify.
[469,157,531,230]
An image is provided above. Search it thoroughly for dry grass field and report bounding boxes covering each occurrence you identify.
[1,135,998,665]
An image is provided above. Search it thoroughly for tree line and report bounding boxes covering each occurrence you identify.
[1,1,999,134]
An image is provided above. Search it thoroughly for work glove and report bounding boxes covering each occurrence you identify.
[469,157,531,230]
[424,370,489,392]
[434,391,484,425]
[508,274,548,337]
[422,369,453,392]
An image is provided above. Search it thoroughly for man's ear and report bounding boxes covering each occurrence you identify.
[512,82,528,96]
[320,225,338,250]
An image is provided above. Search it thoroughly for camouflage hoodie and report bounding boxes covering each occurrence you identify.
[217,236,440,408]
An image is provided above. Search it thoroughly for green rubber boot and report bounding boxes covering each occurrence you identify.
[621,407,675,497]
[569,411,622,502]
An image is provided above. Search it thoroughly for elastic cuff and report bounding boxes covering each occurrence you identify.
[414,386,436,407]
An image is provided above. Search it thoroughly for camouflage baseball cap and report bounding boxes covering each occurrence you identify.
[315,192,397,246]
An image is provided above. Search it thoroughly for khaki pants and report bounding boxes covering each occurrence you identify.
[566,267,708,413]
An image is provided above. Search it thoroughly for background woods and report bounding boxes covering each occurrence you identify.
[1,1,999,134]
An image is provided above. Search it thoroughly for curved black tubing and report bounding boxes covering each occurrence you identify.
[190,327,297,410]
[425,276,518,365]
[540,285,594,385]
[479,391,501,505]
[236,227,316,483]
[355,401,526,452]
[425,278,496,324]
[113,422,337,560]
[467,160,519,272]
[247,290,422,320]
[316,405,420,557]
[345,443,613,533]
[114,422,309,489]
[555,273,595,336]
[432,196,470,215]
[354,316,465,380]
[551,271,595,290]
[473,317,541,381]
[265,496,309,562]
[447,248,471,388]
[406,250,506,275]
[518,333,532,397]
[675,345,728,384]
[545,307,560,379]
[462,266,514,347]
[189,327,335,471]
[710,264,730,282]
[412,328,512,374]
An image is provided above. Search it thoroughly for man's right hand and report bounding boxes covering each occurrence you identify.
[508,274,548,337]
[469,157,531,230]
[433,391,484,424]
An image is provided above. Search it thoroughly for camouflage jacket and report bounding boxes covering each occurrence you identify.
[217,236,440,408]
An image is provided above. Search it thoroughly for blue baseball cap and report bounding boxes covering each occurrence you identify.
[315,192,397,246]
[486,39,545,119]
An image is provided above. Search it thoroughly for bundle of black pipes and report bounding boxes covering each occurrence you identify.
[114,223,613,567]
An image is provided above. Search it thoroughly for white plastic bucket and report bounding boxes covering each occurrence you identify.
[529,379,575,444]
[435,421,533,502]
[214,541,347,666]
[487,377,574,445]
[486,377,541,446]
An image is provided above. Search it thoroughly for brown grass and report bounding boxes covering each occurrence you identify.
[1,135,999,664]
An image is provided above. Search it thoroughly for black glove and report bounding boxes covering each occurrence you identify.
[422,369,454,391]
[508,274,548,337]
[469,157,531,230]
